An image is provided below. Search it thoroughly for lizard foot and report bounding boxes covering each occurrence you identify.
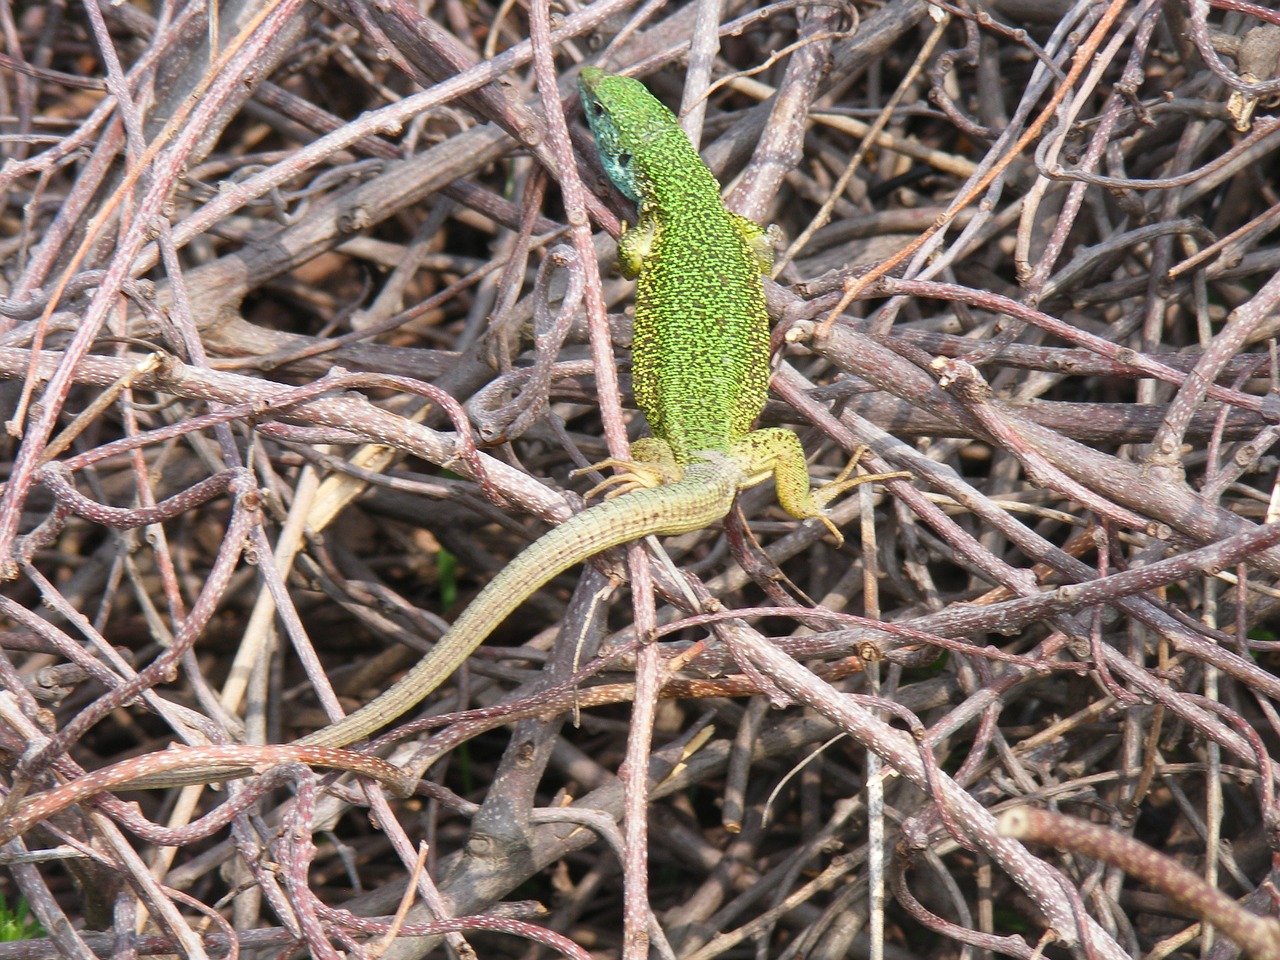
[799,446,912,546]
[572,438,683,500]
[812,446,911,512]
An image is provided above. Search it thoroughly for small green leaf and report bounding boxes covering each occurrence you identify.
[437,546,458,610]
[0,894,43,942]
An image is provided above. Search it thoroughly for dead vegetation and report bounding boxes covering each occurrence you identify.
[2,1,1280,958]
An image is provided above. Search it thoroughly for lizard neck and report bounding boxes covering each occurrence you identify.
[627,128,723,214]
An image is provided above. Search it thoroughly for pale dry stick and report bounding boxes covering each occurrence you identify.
[813,0,1129,335]
[678,0,724,149]
[681,856,858,960]
[1168,199,1280,278]
[1201,535,1226,956]
[723,697,769,833]
[370,843,431,955]
[1148,922,1205,960]
[773,11,950,276]
[39,353,162,463]
[723,3,842,224]
[228,466,328,718]
[346,753,476,960]
[0,0,309,567]
[998,808,1280,960]
[724,75,975,178]
[622,571,663,960]
[855,477,889,960]
[703,28,853,114]
[1151,265,1280,464]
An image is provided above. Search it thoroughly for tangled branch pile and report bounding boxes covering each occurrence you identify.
[2,1,1279,959]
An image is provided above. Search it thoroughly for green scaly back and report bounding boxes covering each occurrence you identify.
[579,67,772,463]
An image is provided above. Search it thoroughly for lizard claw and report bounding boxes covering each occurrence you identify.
[815,512,846,549]
[573,438,684,500]
[813,447,911,510]
[572,456,671,500]
[809,447,910,546]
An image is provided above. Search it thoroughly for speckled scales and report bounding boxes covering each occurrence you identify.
[631,207,770,457]
[580,68,771,460]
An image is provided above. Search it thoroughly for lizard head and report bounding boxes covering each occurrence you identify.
[579,67,686,203]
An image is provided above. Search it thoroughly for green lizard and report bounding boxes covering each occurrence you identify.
[290,67,889,753]
[0,69,905,822]
[0,70,904,815]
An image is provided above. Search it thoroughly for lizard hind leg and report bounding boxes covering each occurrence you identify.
[732,429,908,547]
[572,436,683,500]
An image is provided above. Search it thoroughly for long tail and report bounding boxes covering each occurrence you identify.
[298,461,741,749]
